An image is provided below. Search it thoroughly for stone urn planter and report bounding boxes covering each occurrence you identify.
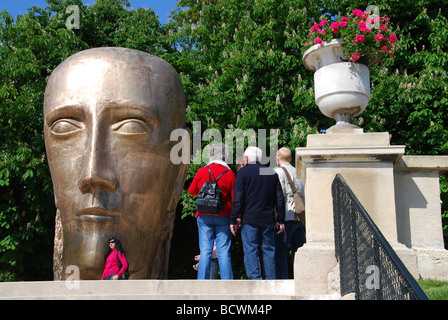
[303,39,370,133]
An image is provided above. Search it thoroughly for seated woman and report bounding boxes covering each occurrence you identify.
[101,237,129,280]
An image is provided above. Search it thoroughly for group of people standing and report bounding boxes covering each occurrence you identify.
[100,144,305,281]
[189,145,306,280]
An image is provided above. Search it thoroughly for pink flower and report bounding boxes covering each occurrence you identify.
[353,9,364,17]
[380,24,388,31]
[350,52,360,62]
[353,34,365,42]
[310,23,320,32]
[319,20,328,27]
[358,21,371,33]
[314,36,323,45]
[341,17,349,22]
[375,34,384,42]
[330,22,339,34]
[361,26,371,33]
[353,9,369,19]
[381,46,388,52]
[371,17,381,25]
[389,34,398,43]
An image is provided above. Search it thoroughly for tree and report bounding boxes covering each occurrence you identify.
[166,0,448,245]
[165,0,325,222]
[0,2,87,280]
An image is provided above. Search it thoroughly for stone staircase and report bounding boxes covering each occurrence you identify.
[0,280,348,300]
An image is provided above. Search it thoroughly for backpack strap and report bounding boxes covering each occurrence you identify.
[215,169,230,181]
[207,166,230,182]
[207,166,213,180]
[280,166,297,193]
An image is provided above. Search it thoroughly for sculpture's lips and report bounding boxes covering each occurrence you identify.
[76,207,121,220]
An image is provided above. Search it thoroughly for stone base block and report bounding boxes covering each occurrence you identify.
[414,248,448,281]
[294,242,338,296]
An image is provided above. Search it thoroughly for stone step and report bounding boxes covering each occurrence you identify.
[0,280,348,300]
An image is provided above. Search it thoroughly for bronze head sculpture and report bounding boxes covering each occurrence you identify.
[44,47,189,280]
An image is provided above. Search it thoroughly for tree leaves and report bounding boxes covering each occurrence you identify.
[168,0,321,134]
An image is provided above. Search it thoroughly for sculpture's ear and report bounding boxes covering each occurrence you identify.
[151,128,191,279]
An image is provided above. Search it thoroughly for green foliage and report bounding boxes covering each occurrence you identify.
[170,0,324,133]
[168,0,448,224]
[166,0,327,218]
[359,3,448,156]
[0,3,87,279]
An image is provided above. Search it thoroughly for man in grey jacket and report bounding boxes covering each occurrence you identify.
[274,147,306,279]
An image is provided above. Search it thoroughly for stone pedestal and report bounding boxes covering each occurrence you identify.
[294,132,419,295]
[294,242,338,296]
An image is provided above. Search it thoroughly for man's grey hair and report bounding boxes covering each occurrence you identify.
[244,146,262,163]
[208,143,229,162]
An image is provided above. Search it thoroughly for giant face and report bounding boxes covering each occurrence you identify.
[44,48,188,279]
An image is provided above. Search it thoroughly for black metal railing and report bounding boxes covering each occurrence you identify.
[332,174,428,300]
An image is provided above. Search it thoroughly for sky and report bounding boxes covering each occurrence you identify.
[0,0,180,25]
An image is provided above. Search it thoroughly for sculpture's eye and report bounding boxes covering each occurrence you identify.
[112,119,151,135]
[51,119,83,136]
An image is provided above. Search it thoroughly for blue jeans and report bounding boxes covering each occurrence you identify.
[275,221,306,279]
[197,215,233,279]
[241,223,276,279]
[104,274,117,280]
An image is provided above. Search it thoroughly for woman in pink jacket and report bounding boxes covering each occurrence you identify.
[101,237,129,280]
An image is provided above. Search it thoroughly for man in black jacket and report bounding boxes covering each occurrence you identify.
[230,146,285,279]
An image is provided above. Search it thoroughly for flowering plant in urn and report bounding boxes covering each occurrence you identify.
[303,8,399,66]
[301,8,400,133]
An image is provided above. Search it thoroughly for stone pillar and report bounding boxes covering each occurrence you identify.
[394,156,448,249]
[394,155,448,280]
[294,132,418,296]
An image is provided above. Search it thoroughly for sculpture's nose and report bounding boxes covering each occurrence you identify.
[78,176,117,193]
[78,128,118,194]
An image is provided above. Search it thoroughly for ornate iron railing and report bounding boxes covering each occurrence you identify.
[332,174,428,300]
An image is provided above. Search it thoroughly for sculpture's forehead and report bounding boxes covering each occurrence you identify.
[47,58,160,104]
[44,48,186,130]
[46,57,181,120]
